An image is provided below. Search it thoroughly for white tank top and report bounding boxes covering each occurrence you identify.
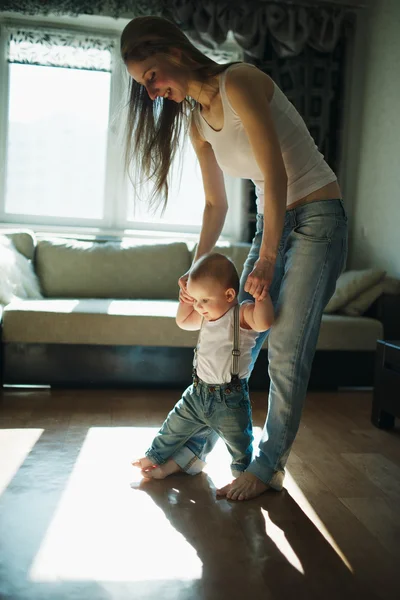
[193,63,337,212]
[194,305,259,384]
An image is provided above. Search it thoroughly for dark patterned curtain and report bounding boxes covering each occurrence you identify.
[242,38,347,240]
[0,1,363,55]
[0,0,164,18]
[165,1,355,57]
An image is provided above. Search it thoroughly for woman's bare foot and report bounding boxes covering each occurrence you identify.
[132,456,182,480]
[216,472,269,501]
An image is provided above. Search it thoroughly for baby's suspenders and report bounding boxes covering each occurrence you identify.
[193,304,241,382]
[231,303,240,378]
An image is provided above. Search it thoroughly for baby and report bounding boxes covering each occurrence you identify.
[133,252,274,479]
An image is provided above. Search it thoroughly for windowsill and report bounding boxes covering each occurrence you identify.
[0,222,236,244]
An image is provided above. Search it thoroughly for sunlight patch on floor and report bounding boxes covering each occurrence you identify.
[203,426,264,488]
[0,429,43,496]
[261,508,304,574]
[285,471,353,572]
[29,427,202,583]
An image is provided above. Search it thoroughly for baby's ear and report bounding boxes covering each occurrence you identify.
[225,288,237,303]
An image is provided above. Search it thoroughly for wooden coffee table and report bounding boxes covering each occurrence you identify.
[372,339,400,429]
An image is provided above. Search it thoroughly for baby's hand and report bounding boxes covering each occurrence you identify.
[179,289,194,304]
[178,271,194,304]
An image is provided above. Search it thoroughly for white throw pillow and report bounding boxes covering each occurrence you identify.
[342,281,384,317]
[324,268,386,314]
[0,234,42,306]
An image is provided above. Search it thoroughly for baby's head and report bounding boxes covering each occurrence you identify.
[187,253,240,321]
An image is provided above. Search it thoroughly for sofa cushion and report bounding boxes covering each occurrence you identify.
[3,299,383,351]
[316,314,383,351]
[35,238,191,300]
[2,299,199,347]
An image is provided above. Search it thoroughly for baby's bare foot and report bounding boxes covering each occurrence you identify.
[132,456,155,470]
[141,458,182,480]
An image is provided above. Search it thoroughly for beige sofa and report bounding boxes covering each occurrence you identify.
[0,229,393,389]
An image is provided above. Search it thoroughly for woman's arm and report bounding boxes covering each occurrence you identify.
[190,118,229,262]
[225,66,288,299]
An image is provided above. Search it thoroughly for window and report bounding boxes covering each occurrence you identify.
[0,20,244,240]
[1,26,114,227]
[127,141,207,232]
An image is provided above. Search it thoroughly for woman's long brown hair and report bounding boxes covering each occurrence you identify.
[120,15,236,214]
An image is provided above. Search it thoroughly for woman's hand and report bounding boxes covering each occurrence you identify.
[244,256,275,301]
[178,271,194,304]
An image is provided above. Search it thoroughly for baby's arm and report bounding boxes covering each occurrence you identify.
[241,295,274,332]
[176,300,202,331]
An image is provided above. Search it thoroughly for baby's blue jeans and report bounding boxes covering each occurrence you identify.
[146,374,253,477]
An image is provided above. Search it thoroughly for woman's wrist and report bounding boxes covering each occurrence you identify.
[258,251,277,262]
[259,236,279,261]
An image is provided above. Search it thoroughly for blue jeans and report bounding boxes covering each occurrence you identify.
[146,376,253,477]
[173,199,348,490]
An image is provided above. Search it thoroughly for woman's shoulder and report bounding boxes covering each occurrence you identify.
[223,62,275,103]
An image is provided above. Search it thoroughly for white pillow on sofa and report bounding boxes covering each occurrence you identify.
[324,268,386,314]
[0,235,42,306]
[341,281,384,317]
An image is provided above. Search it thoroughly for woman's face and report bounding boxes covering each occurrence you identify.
[126,55,188,103]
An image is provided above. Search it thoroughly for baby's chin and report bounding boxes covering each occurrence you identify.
[195,309,227,322]
[199,313,212,321]
[204,312,225,322]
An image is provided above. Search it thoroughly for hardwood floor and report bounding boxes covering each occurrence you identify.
[0,387,399,600]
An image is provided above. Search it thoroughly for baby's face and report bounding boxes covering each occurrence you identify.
[187,277,234,321]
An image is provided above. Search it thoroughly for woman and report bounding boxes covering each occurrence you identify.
[121,16,348,500]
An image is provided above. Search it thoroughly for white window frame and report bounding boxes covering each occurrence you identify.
[0,12,246,242]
